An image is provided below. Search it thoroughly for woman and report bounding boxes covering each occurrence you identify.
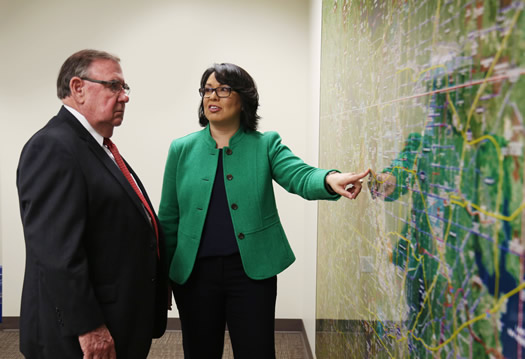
[159,63,369,358]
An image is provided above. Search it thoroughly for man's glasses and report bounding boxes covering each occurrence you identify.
[81,77,131,95]
[199,86,233,98]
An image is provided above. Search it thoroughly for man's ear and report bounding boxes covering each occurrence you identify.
[69,77,85,104]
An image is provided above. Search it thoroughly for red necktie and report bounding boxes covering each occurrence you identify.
[104,138,159,258]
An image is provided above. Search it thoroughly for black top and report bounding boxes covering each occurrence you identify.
[198,149,239,258]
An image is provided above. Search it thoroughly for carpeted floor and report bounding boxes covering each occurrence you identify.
[0,330,309,358]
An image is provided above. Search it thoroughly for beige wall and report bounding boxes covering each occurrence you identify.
[0,0,322,352]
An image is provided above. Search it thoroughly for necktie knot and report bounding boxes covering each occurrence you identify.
[103,137,115,150]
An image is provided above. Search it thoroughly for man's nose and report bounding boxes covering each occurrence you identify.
[118,92,130,103]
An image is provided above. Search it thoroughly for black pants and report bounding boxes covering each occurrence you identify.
[173,253,277,358]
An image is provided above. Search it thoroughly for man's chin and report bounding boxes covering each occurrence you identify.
[113,116,124,126]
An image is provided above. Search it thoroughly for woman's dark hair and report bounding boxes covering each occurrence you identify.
[198,63,260,131]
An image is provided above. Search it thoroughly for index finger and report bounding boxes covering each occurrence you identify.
[350,169,371,180]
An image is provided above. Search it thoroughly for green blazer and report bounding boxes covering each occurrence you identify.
[159,126,339,284]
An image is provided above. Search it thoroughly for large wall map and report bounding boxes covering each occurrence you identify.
[316,0,525,358]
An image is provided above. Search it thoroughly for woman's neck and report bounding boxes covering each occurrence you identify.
[209,122,240,149]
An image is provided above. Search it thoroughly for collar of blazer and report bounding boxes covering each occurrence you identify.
[203,124,248,149]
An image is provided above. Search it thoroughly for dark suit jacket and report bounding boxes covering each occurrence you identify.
[16,106,168,358]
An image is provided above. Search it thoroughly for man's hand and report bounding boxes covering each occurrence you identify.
[78,325,116,359]
[325,169,371,199]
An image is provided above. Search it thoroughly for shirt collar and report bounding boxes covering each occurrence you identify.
[63,105,104,147]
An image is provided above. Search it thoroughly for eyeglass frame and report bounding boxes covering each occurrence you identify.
[81,77,131,95]
[198,86,234,98]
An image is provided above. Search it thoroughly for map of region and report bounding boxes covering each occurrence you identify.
[316,0,525,358]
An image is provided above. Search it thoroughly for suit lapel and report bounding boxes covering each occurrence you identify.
[90,140,152,225]
[59,107,153,226]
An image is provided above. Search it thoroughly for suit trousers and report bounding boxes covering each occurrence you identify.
[173,253,277,358]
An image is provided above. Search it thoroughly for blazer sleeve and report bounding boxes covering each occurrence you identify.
[158,140,181,266]
[17,134,105,336]
[265,131,340,201]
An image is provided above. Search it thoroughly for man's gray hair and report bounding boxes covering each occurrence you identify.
[56,49,120,99]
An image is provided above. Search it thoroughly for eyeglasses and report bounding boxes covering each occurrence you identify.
[81,77,131,95]
[199,86,233,98]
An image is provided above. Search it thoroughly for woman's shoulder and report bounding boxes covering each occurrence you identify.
[170,128,207,147]
[261,130,280,138]
[258,130,284,147]
[245,130,281,142]
[237,131,284,152]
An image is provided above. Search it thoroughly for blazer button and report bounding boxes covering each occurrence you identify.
[226,148,233,155]
[226,174,233,181]
[231,203,238,210]
[238,233,245,240]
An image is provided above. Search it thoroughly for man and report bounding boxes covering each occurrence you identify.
[16,49,168,358]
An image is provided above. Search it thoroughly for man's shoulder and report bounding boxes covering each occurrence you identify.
[26,116,61,143]
[21,109,81,155]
